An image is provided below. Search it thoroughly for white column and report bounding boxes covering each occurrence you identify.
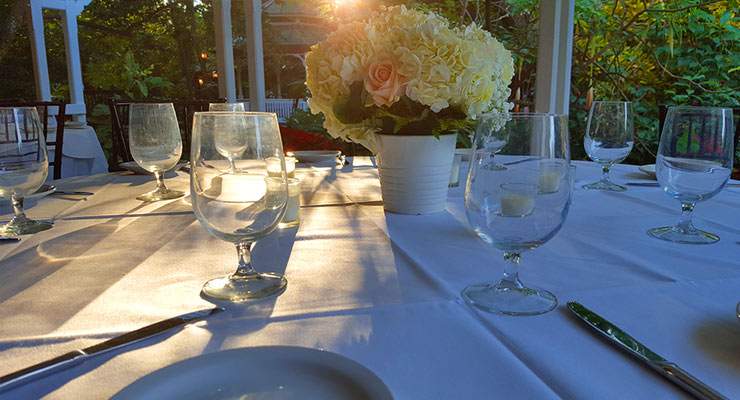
[214,0,237,102]
[28,2,52,102]
[62,7,86,122]
[244,0,266,111]
[535,0,575,115]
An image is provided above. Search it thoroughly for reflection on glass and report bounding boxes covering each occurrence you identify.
[191,112,289,301]
[583,101,634,191]
[648,106,734,244]
[463,113,572,316]
[129,103,185,201]
[0,107,52,235]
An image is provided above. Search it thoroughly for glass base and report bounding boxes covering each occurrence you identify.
[462,282,557,316]
[137,188,185,202]
[201,272,287,302]
[582,179,626,192]
[483,162,507,171]
[648,225,719,244]
[0,218,53,236]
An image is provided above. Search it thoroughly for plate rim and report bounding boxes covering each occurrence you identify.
[113,345,393,400]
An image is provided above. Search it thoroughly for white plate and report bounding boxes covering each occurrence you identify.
[27,184,56,200]
[119,161,187,175]
[638,164,656,179]
[291,150,341,164]
[113,346,393,400]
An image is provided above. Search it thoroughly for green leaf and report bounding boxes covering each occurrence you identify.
[332,82,371,124]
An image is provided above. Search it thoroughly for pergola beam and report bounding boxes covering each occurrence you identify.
[214,0,237,102]
[535,0,575,116]
[28,0,91,120]
[244,0,266,111]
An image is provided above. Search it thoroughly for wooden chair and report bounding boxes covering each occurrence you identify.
[0,101,66,180]
[108,99,225,171]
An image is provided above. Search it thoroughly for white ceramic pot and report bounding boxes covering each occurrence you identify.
[375,133,456,214]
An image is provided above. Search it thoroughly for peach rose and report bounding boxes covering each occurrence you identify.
[364,61,406,107]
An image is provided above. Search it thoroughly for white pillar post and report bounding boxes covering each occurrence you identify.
[214,0,237,102]
[28,2,52,102]
[62,6,86,122]
[245,0,266,111]
[535,0,575,115]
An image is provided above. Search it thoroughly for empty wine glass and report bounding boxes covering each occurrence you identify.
[583,101,634,191]
[209,103,246,111]
[129,103,185,202]
[648,106,734,244]
[464,113,571,316]
[0,107,52,235]
[191,112,289,301]
[212,110,250,173]
[478,115,510,170]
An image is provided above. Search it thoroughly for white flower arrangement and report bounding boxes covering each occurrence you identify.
[305,5,514,152]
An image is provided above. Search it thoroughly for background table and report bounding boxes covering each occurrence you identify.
[0,159,738,399]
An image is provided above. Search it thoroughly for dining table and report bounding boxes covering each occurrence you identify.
[0,157,738,399]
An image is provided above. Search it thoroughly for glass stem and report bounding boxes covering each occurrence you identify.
[228,158,237,173]
[500,252,525,289]
[677,202,696,233]
[601,164,611,182]
[154,170,167,192]
[233,242,257,278]
[10,195,28,223]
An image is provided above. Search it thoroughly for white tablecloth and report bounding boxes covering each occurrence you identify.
[0,160,738,399]
[48,125,109,180]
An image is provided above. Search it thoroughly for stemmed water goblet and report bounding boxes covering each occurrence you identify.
[0,107,53,235]
[648,106,734,244]
[478,115,510,170]
[209,103,246,112]
[210,108,250,173]
[191,112,289,301]
[463,113,572,316]
[583,101,634,191]
[129,103,185,202]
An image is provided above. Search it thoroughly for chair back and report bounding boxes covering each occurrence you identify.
[0,101,66,180]
[659,105,740,158]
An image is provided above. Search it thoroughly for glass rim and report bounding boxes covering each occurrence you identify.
[194,111,278,117]
[129,102,174,106]
[667,105,734,112]
[592,100,632,105]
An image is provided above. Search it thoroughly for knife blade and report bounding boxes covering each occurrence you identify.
[626,182,740,188]
[567,302,727,400]
[0,307,223,393]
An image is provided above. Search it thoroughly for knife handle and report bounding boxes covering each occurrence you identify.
[0,350,87,393]
[654,361,728,400]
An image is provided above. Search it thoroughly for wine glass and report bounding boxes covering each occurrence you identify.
[648,106,734,244]
[583,101,634,191]
[478,115,510,170]
[0,107,53,235]
[128,103,185,202]
[463,113,571,316]
[191,112,289,301]
[210,107,250,173]
[209,103,246,111]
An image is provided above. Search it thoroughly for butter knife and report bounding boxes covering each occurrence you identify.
[0,307,223,393]
[567,302,728,400]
